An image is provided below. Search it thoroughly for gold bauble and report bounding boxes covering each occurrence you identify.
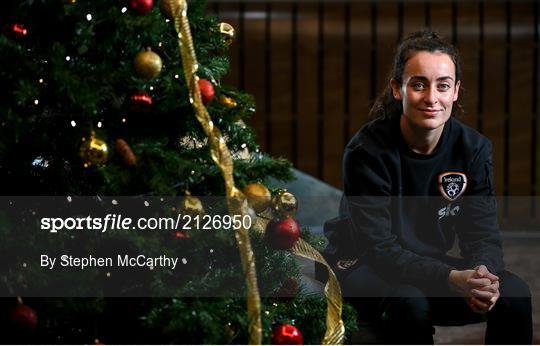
[181,194,204,216]
[159,0,182,19]
[272,190,298,219]
[243,183,271,213]
[219,22,235,46]
[219,95,237,108]
[133,48,163,80]
[80,134,108,168]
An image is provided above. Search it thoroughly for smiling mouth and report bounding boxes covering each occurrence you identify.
[419,109,440,116]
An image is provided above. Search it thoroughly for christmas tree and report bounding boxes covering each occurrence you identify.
[0,0,356,344]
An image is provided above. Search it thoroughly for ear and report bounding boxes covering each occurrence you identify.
[390,79,402,101]
[453,80,461,102]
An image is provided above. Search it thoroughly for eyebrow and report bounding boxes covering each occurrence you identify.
[409,76,455,82]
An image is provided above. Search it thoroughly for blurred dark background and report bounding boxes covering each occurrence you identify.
[209,0,540,230]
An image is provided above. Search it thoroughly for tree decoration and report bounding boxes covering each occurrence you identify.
[129,90,153,113]
[115,138,137,167]
[218,22,235,46]
[159,0,181,19]
[172,7,262,342]
[129,0,154,15]
[181,193,204,217]
[265,217,300,250]
[9,298,38,330]
[219,95,237,109]
[30,156,50,175]
[243,182,271,213]
[133,48,162,80]
[0,0,353,343]
[170,2,345,344]
[80,132,108,168]
[197,79,214,105]
[174,230,189,238]
[272,190,298,219]
[4,24,28,39]
[271,324,303,345]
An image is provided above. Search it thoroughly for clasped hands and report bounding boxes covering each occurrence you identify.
[448,265,500,314]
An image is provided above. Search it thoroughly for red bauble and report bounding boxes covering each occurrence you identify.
[198,79,215,105]
[129,90,153,113]
[10,24,27,37]
[265,218,300,250]
[3,24,28,39]
[174,231,189,238]
[129,0,154,15]
[271,324,303,345]
[9,303,38,330]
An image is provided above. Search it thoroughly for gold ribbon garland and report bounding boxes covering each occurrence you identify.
[254,214,345,345]
[292,239,345,344]
[170,1,261,344]
[169,0,344,344]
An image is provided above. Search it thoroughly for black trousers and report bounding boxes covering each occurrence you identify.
[341,263,532,344]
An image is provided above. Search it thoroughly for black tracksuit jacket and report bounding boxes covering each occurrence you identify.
[324,115,504,290]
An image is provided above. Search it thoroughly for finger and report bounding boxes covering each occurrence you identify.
[484,272,499,282]
[467,298,486,314]
[469,303,482,313]
[467,277,492,287]
[475,265,499,281]
[469,297,490,313]
[471,288,495,301]
[487,296,500,311]
[475,265,489,276]
[474,266,499,282]
[476,283,499,294]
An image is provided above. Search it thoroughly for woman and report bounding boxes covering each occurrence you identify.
[324,31,532,344]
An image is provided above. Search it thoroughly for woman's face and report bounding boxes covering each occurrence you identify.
[390,50,460,132]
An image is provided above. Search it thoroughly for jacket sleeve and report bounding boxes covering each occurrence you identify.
[455,140,505,274]
[344,145,454,290]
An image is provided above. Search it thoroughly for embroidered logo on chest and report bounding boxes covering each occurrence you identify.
[438,172,467,201]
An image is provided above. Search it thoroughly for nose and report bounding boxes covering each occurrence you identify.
[424,87,438,105]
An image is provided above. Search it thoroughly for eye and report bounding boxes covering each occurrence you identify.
[412,82,425,90]
[438,83,451,91]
